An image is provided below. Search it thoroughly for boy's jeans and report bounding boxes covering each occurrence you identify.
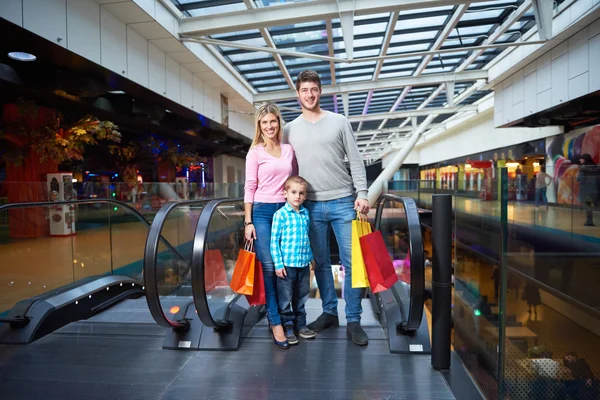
[277,266,310,329]
[304,195,363,323]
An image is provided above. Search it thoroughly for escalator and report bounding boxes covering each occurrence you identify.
[145,195,432,354]
[0,198,210,344]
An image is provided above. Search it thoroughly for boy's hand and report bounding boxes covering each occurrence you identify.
[310,260,316,270]
[276,268,287,279]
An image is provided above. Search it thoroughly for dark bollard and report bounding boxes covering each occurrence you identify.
[431,194,452,370]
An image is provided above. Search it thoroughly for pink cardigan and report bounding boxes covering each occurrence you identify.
[244,143,296,203]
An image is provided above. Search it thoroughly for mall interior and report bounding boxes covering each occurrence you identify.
[1,0,600,399]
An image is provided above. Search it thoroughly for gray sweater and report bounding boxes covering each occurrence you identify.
[283,110,368,201]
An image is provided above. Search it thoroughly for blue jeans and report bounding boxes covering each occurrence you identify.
[252,202,286,326]
[535,188,548,207]
[304,195,362,323]
[277,266,310,329]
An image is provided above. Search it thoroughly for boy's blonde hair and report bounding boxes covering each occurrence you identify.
[284,175,308,190]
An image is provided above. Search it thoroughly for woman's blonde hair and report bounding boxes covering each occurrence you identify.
[251,103,283,148]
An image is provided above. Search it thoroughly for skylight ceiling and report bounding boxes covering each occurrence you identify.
[171,0,550,161]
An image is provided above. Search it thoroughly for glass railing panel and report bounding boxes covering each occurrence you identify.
[71,202,112,282]
[154,203,207,325]
[501,163,600,400]
[0,203,76,314]
[0,198,165,317]
[377,198,411,285]
[452,168,503,399]
[203,199,244,322]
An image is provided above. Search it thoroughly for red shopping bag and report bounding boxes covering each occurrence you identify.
[205,249,228,293]
[229,241,256,295]
[359,230,399,293]
[245,260,266,306]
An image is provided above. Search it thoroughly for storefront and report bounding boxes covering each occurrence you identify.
[419,139,546,200]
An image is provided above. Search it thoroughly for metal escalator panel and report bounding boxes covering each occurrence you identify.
[192,198,245,330]
[374,194,425,334]
[144,200,214,330]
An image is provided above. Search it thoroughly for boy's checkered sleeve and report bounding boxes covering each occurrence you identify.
[270,212,285,271]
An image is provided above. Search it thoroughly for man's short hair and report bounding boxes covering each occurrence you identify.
[295,70,321,91]
[284,175,308,190]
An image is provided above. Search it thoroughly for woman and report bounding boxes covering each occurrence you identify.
[577,154,600,226]
[244,103,295,349]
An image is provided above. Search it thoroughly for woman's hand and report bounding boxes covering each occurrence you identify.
[244,224,256,241]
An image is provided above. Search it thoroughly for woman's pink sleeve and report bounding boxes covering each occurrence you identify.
[244,149,258,203]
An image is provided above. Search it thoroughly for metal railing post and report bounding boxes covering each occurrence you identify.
[431,194,452,370]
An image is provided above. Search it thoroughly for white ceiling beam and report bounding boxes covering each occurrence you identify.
[445,81,455,106]
[341,92,350,117]
[359,11,400,131]
[380,4,469,129]
[354,127,413,136]
[532,0,553,40]
[182,36,544,66]
[179,0,472,36]
[325,20,339,114]
[243,0,294,90]
[456,0,532,72]
[377,1,532,138]
[254,70,487,102]
[347,104,477,122]
[338,2,355,60]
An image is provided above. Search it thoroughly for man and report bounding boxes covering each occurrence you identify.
[283,70,370,346]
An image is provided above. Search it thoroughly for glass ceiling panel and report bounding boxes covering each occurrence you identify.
[391,30,438,44]
[237,61,278,71]
[257,0,315,6]
[394,15,447,30]
[186,3,246,17]
[452,25,494,37]
[170,0,543,158]
[461,9,503,21]
[387,43,431,55]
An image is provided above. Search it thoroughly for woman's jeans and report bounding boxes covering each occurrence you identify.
[304,195,363,323]
[252,202,285,326]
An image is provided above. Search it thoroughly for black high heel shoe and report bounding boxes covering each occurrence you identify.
[269,323,289,349]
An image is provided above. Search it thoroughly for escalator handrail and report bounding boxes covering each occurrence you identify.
[191,197,244,329]
[0,198,184,261]
[374,194,425,333]
[144,199,216,329]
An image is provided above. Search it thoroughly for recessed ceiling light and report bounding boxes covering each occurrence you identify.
[108,90,126,94]
[8,52,36,62]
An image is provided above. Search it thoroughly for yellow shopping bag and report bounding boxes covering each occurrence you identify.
[351,211,372,288]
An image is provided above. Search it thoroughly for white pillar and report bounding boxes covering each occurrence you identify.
[367,114,436,206]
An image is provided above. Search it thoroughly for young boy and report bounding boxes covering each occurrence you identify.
[270,175,317,344]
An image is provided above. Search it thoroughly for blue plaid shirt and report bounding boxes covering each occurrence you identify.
[270,203,313,270]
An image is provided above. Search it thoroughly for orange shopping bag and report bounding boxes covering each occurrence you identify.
[229,240,256,295]
[246,259,266,306]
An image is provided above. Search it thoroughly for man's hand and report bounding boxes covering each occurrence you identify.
[276,268,287,279]
[355,198,370,215]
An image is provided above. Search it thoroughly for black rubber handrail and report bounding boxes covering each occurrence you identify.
[0,199,184,261]
[374,194,425,333]
[191,198,244,329]
[144,199,217,330]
